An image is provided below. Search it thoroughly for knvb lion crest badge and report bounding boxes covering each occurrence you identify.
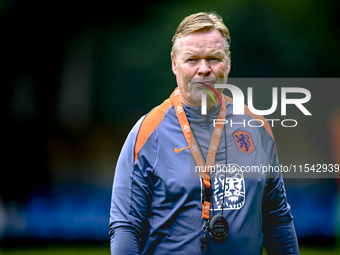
[233,130,255,155]
[210,164,246,211]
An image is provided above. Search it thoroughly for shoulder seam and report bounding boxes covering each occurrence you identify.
[134,98,173,163]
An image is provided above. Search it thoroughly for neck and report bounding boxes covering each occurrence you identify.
[207,99,219,110]
[178,93,201,108]
[179,93,222,110]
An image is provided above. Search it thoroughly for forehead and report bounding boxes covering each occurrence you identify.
[179,29,225,56]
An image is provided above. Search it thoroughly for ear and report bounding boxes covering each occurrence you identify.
[227,52,231,74]
[171,53,177,75]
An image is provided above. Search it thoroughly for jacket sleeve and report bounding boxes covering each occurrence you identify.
[109,117,156,255]
[262,144,299,255]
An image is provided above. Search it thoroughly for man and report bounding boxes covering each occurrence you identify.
[109,12,299,254]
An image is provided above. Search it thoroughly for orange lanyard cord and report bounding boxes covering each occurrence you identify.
[170,88,227,220]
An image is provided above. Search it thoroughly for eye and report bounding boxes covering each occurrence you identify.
[235,183,242,190]
[208,57,221,62]
[186,58,198,63]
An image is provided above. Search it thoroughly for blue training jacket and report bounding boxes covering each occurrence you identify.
[109,90,299,255]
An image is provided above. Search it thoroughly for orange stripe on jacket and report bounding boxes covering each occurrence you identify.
[223,94,275,142]
[134,98,173,163]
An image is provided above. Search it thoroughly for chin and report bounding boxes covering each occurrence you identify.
[189,87,205,103]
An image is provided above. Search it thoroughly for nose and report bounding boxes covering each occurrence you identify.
[197,59,211,77]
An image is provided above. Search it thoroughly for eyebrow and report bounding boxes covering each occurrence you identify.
[182,50,225,60]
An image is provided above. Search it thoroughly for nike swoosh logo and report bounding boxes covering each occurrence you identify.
[174,146,189,153]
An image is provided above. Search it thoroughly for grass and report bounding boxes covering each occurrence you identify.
[263,244,340,255]
[0,244,109,255]
[1,244,339,255]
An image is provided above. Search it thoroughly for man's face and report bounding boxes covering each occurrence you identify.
[171,29,230,107]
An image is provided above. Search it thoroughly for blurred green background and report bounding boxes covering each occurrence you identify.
[1,0,340,254]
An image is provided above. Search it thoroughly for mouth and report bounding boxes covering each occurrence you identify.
[228,196,239,202]
[196,81,214,87]
[191,81,216,92]
[192,78,216,86]
[191,77,224,86]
